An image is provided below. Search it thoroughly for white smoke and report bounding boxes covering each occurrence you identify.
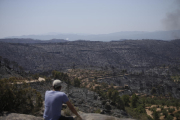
[163,9,180,30]
[162,0,180,39]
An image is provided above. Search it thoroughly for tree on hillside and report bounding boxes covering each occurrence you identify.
[162,109,168,118]
[166,115,173,120]
[175,111,180,120]
[131,93,139,108]
[111,90,119,103]
[107,89,119,102]
[152,110,160,120]
[151,87,156,95]
[116,96,125,110]
[168,108,175,114]
[122,94,130,107]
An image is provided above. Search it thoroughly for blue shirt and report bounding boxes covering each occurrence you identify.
[43,90,69,120]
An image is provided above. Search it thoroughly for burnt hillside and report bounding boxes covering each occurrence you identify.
[0,39,180,73]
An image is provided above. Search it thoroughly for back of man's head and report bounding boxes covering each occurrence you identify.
[53,80,62,91]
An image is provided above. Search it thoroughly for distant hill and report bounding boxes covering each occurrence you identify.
[0,38,68,44]
[0,39,180,73]
[3,30,180,41]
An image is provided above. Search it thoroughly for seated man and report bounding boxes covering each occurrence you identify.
[43,80,82,120]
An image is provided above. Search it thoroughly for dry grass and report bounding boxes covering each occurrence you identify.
[146,108,153,118]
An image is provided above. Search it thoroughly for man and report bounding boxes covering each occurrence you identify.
[43,79,82,120]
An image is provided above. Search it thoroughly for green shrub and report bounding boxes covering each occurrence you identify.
[107,89,125,110]
[147,115,153,120]
[0,78,43,114]
[160,106,164,111]
[134,105,146,113]
[150,107,156,112]
[168,108,175,113]
[116,96,125,110]
[152,110,160,120]
[166,115,173,120]
[162,109,168,118]
[175,112,180,120]
[122,94,130,107]
[131,93,139,108]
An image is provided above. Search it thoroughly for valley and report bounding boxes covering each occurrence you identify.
[1,39,180,120]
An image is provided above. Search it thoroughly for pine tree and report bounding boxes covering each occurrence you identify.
[131,93,138,108]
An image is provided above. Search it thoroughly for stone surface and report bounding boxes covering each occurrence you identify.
[79,112,136,120]
[0,112,136,120]
[0,113,44,120]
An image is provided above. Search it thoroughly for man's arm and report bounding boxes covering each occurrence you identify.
[66,101,82,120]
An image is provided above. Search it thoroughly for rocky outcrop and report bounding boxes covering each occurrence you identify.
[0,112,136,120]
[0,113,44,120]
[79,112,136,120]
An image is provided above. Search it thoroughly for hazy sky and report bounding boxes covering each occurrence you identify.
[0,0,179,38]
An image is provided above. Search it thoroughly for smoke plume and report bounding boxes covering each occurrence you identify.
[163,9,180,30]
[162,0,180,39]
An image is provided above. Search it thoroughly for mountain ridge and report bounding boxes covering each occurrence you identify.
[3,30,180,41]
[0,38,68,44]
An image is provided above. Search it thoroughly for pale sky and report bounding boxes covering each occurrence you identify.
[0,0,179,38]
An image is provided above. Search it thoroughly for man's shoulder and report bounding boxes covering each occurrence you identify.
[57,92,67,96]
[46,91,67,95]
[45,90,52,93]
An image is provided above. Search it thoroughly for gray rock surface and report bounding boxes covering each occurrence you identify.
[0,113,44,120]
[0,112,136,120]
[79,112,136,120]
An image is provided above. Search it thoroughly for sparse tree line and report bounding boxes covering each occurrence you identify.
[126,95,180,120]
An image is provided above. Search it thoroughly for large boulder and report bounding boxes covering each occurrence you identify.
[0,112,136,120]
[0,113,44,120]
[78,112,136,120]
